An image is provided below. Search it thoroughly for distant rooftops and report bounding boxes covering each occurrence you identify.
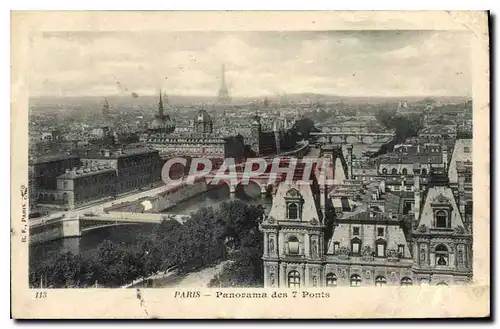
[29,153,79,165]
[82,147,158,159]
[57,163,115,179]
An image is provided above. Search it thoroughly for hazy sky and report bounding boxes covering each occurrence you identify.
[29,30,472,98]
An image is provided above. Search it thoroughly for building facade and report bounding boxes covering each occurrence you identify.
[56,164,117,209]
[262,148,473,288]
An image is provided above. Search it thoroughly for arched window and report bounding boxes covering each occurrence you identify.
[421,168,428,176]
[382,168,388,175]
[351,237,362,255]
[400,277,413,286]
[375,276,386,287]
[436,244,449,266]
[391,168,398,175]
[288,270,300,288]
[287,236,300,255]
[402,168,408,175]
[350,274,362,287]
[436,210,448,228]
[325,273,337,287]
[288,203,298,220]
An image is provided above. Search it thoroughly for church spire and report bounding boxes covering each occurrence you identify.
[157,91,164,118]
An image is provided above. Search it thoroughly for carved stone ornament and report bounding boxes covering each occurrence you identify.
[387,249,399,261]
[362,245,372,256]
[312,240,319,257]
[418,224,428,233]
[269,238,275,253]
[338,246,350,259]
[310,217,318,225]
[365,270,371,279]
[286,188,301,198]
[269,273,275,287]
[420,248,427,262]
[312,276,318,287]
[312,268,318,275]
[454,226,465,234]
[267,216,275,224]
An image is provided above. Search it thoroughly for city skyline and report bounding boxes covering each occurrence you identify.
[29,31,472,98]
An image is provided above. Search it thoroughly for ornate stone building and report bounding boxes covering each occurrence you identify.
[145,97,227,158]
[262,148,473,288]
[411,167,473,285]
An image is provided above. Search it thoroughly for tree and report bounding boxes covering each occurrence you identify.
[292,117,319,140]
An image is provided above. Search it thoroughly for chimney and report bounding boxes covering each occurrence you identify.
[346,144,353,179]
[442,144,448,171]
[413,163,421,223]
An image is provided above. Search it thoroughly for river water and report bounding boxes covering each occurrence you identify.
[29,184,272,266]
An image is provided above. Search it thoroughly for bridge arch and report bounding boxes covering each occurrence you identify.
[362,136,375,144]
[80,222,144,234]
[346,136,360,144]
[330,136,343,144]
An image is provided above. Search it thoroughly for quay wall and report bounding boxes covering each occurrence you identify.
[29,217,80,245]
[106,179,209,213]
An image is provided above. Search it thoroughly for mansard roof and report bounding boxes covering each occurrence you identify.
[416,185,464,229]
[268,182,320,223]
[448,139,473,184]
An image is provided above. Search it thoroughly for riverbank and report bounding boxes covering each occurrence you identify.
[131,261,232,288]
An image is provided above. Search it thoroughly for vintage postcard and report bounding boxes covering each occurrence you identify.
[11,11,490,319]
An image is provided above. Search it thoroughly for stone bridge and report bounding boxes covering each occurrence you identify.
[311,132,395,145]
[29,212,189,245]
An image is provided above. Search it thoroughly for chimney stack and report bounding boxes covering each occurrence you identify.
[442,143,448,171]
[346,144,353,179]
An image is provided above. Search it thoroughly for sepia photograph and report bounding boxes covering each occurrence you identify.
[11,11,490,318]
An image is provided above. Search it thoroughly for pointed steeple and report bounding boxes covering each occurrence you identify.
[102,97,110,117]
[157,91,164,118]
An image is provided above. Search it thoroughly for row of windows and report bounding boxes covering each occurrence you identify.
[332,239,405,258]
[287,271,414,288]
[381,168,428,175]
[352,227,385,237]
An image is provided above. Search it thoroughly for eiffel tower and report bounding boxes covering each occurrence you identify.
[217,64,231,104]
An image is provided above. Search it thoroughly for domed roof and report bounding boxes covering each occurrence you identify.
[196,109,212,123]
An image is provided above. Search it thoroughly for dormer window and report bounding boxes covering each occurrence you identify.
[392,168,398,175]
[288,203,298,220]
[398,244,405,256]
[284,188,304,221]
[351,237,361,254]
[435,210,448,228]
[402,168,408,175]
[376,239,386,257]
[333,242,340,254]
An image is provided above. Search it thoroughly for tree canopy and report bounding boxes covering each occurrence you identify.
[30,200,266,288]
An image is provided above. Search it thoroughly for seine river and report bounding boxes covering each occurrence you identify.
[29,184,273,266]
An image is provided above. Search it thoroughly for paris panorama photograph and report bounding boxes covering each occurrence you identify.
[27,30,473,289]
